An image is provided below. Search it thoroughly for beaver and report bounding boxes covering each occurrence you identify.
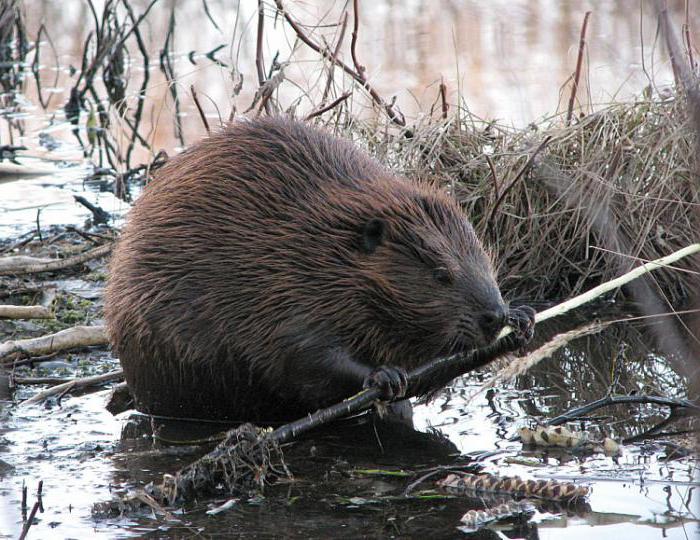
[105,117,534,422]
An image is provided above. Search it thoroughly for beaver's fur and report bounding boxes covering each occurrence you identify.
[105,118,522,422]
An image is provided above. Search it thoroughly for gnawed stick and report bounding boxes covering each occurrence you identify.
[0,325,108,361]
[21,369,124,405]
[498,242,700,340]
[0,305,53,319]
[0,243,112,275]
[438,472,590,502]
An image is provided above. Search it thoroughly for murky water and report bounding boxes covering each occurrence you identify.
[0,1,698,538]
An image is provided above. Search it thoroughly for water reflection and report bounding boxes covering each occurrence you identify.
[15,0,698,152]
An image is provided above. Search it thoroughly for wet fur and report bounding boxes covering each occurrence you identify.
[105,118,506,422]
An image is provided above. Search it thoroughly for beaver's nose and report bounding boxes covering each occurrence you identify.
[479,307,508,339]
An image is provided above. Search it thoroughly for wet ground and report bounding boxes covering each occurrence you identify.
[0,199,697,537]
[0,1,698,536]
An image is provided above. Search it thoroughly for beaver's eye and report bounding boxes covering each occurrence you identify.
[433,267,453,285]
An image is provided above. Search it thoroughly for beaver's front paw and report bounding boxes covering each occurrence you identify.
[363,365,408,400]
[506,305,536,351]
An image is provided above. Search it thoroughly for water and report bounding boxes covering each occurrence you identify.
[0,305,697,538]
[0,1,698,538]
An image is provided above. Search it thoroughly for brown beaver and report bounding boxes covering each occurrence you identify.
[105,117,534,422]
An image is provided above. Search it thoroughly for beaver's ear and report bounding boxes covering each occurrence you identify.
[360,218,387,254]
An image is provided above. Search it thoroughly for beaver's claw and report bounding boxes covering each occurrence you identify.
[363,365,409,401]
[506,305,536,351]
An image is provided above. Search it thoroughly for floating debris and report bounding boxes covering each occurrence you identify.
[519,425,588,448]
[459,500,536,531]
[437,472,590,502]
[519,425,622,455]
[206,498,239,515]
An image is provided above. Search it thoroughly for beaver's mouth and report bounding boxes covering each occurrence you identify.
[451,319,488,352]
[451,310,506,352]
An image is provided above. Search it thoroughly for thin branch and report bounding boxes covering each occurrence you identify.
[321,11,348,105]
[305,91,351,120]
[22,370,124,405]
[439,78,448,119]
[547,395,700,426]
[191,85,210,134]
[497,242,700,339]
[566,11,591,125]
[274,0,405,127]
[255,0,272,115]
[350,0,365,77]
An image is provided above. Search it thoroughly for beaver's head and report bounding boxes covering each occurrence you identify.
[353,189,507,362]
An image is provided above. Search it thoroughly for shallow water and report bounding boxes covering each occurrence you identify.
[0,1,698,538]
[0,306,697,538]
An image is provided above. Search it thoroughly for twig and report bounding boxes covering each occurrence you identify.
[320,11,348,104]
[122,0,151,168]
[497,242,700,340]
[160,6,185,147]
[439,79,448,119]
[350,0,365,77]
[190,85,210,134]
[31,23,59,110]
[255,0,272,115]
[305,91,351,121]
[547,395,700,426]
[65,225,114,243]
[201,0,221,32]
[12,376,73,385]
[74,195,110,225]
[0,243,112,275]
[18,501,40,540]
[487,136,551,231]
[0,325,108,361]
[274,0,405,127]
[7,352,59,369]
[21,369,124,405]
[566,11,591,125]
[485,154,499,199]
